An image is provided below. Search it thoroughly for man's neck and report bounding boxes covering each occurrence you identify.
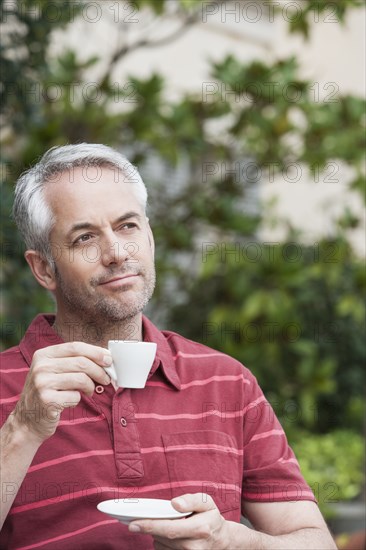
[52,313,143,347]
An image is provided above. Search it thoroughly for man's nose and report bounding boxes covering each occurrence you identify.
[100,233,130,267]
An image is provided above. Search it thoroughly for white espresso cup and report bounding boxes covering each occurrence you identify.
[106,341,157,388]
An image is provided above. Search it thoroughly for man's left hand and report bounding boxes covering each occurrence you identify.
[128,493,232,549]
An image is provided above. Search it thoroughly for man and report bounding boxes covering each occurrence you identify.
[0,143,336,549]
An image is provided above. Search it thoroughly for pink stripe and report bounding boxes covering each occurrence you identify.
[141,446,165,454]
[141,444,243,456]
[58,414,105,426]
[29,450,113,473]
[242,395,266,414]
[146,374,250,390]
[278,457,298,465]
[11,487,134,515]
[0,367,29,373]
[243,489,315,500]
[11,481,241,515]
[135,410,243,420]
[0,394,20,404]
[181,374,249,389]
[145,380,170,388]
[16,519,117,550]
[166,444,243,456]
[173,351,224,361]
[250,429,284,442]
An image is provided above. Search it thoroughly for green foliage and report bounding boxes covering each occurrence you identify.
[0,0,81,129]
[130,0,167,14]
[169,237,366,434]
[275,0,365,39]
[292,430,365,517]
[210,55,365,175]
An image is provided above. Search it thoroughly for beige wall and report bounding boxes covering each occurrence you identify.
[51,0,365,254]
[261,4,365,254]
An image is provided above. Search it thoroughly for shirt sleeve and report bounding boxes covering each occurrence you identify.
[241,368,316,504]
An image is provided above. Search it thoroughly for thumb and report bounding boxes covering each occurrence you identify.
[171,493,216,513]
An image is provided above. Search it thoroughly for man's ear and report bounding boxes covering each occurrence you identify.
[24,250,57,291]
[146,218,155,260]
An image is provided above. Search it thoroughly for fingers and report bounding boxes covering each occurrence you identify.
[129,497,219,540]
[35,342,111,367]
[51,391,82,408]
[35,356,111,386]
[13,342,114,443]
[42,372,96,397]
[130,513,210,539]
[28,343,113,406]
[39,391,83,419]
[32,342,113,387]
[171,493,217,514]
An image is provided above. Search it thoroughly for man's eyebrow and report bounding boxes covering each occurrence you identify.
[66,211,143,239]
[113,211,143,225]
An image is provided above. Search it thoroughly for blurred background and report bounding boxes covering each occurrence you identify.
[1,0,365,545]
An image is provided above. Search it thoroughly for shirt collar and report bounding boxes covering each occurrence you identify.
[19,314,181,391]
[142,315,181,390]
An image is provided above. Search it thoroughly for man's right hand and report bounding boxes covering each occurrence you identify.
[12,342,112,443]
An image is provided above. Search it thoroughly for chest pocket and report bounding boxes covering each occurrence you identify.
[162,430,242,518]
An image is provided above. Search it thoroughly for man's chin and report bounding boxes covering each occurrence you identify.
[92,297,146,321]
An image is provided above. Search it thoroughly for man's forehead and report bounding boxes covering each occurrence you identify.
[45,164,133,187]
[45,166,144,224]
[45,165,140,201]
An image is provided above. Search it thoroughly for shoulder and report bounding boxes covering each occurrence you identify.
[162,328,257,381]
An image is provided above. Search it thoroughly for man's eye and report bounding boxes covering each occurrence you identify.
[74,234,92,245]
[121,223,137,230]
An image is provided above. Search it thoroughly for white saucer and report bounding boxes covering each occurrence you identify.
[97,498,192,525]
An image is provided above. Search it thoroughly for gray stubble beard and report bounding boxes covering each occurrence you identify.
[53,263,156,336]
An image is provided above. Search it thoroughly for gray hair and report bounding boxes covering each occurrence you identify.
[12,143,148,266]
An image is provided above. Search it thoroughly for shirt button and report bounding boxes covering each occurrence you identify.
[120,417,127,427]
[95,385,104,394]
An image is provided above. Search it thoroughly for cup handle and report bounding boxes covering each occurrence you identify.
[104,363,117,382]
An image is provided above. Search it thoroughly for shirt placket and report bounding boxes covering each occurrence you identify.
[112,388,144,481]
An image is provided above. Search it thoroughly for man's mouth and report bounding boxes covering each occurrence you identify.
[98,274,139,287]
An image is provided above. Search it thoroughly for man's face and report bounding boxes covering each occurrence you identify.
[45,166,156,324]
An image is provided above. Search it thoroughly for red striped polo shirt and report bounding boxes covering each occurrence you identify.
[0,314,315,549]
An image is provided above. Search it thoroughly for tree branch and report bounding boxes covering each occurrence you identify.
[99,10,199,87]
